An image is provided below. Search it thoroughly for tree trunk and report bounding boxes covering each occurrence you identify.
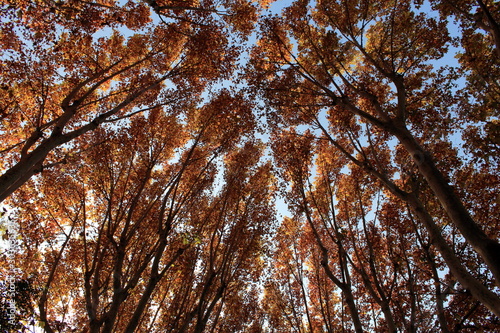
[391,121,500,286]
[404,191,500,317]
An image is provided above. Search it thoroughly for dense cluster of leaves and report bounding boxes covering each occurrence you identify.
[0,0,499,332]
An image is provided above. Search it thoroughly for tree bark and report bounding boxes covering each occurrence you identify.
[404,192,500,317]
[390,121,500,286]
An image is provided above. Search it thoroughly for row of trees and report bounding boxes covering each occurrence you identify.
[0,0,499,331]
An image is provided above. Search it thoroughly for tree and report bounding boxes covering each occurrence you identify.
[267,128,472,331]
[0,0,254,203]
[7,87,275,331]
[2,0,500,331]
[0,278,38,332]
[249,0,500,319]
[430,0,500,183]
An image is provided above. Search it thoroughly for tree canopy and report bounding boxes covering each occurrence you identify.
[0,0,499,332]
